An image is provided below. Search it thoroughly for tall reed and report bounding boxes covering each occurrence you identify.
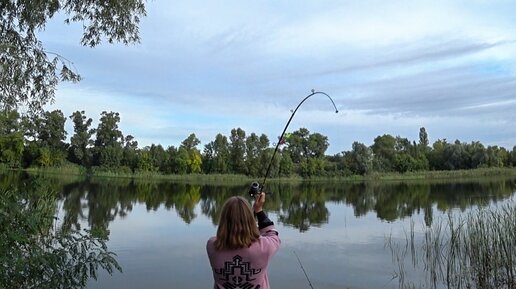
[388,202,515,289]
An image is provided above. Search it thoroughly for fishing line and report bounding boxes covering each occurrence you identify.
[294,250,316,289]
[251,89,338,194]
[248,90,338,288]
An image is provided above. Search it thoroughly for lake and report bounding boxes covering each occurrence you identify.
[2,172,515,289]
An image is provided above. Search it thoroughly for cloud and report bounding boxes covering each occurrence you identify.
[36,0,516,153]
[344,64,516,119]
[295,40,513,78]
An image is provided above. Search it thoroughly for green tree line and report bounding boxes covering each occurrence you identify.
[1,109,515,177]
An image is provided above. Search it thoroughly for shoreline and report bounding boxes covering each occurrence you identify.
[4,166,515,184]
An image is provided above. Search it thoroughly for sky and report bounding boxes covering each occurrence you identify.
[40,0,516,154]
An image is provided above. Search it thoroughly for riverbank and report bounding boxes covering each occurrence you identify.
[362,167,516,181]
[6,165,515,183]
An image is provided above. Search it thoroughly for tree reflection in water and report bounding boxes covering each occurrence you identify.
[1,172,515,234]
[2,172,513,289]
[0,173,121,289]
[276,184,329,232]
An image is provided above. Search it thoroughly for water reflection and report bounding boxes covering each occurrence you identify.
[1,172,514,233]
[0,173,121,289]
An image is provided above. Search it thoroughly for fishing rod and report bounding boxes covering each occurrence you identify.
[248,89,338,197]
[247,90,338,289]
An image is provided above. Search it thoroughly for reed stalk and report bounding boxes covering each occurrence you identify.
[388,202,515,289]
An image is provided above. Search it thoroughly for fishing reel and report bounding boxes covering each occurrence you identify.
[248,182,262,198]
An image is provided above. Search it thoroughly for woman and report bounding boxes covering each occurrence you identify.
[206,193,280,289]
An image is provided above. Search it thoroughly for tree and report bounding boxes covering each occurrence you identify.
[69,111,95,166]
[485,145,508,168]
[257,134,270,176]
[0,110,24,167]
[282,128,329,176]
[39,110,67,149]
[371,134,396,172]
[214,134,230,173]
[0,109,21,134]
[93,111,124,167]
[181,133,201,151]
[466,141,487,169]
[173,148,190,174]
[443,140,465,170]
[96,146,123,169]
[394,136,412,153]
[511,146,516,167]
[187,150,203,174]
[122,135,139,170]
[307,132,329,158]
[428,139,448,170]
[418,127,429,150]
[149,144,167,171]
[393,136,421,173]
[278,151,293,177]
[245,133,260,176]
[20,113,39,143]
[286,128,310,163]
[34,110,68,166]
[286,128,329,161]
[229,128,246,174]
[345,141,372,175]
[137,149,154,172]
[163,146,178,174]
[94,112,123,148]
[179,134,202,173]
[0,132,24,168]
[203,142,215,173]
[299,158,326,177]
[203,133,230,174]
[20,114,48,167]
[1,0,147,112]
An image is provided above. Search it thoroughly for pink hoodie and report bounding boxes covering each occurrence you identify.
[206,212,280,289]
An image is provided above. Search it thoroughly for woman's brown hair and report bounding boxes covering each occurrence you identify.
[214,196,260,250]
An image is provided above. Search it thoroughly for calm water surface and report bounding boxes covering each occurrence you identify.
[2,173,515,289]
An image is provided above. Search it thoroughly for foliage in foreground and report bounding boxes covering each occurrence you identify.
[0,189,121,289]
[1,0,147,112]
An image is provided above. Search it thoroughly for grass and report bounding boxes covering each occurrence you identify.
[11,166,516,184]
[24,162,86,176]
[366,167,516,181]
[387,202,516,289]
[91,170,254,185]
